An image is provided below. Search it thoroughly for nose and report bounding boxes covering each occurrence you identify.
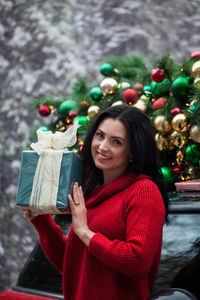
[98,139,109,152]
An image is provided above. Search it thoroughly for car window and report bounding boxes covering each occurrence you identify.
[16,214,72,294]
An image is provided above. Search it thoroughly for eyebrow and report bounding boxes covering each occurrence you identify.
[97,128,125,141]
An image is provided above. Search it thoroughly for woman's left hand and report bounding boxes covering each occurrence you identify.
[68,182,95,246]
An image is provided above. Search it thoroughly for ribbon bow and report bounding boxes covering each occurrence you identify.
[31,120,80,155]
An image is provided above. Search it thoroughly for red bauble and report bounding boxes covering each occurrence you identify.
[38,105,51,117]
[151,68,165,83]
[173,167,180,174]
[68,111,78,121]
[153,98,167,111]
[123,89,137,104]
[190,51,200,59]
[170,107,181,118]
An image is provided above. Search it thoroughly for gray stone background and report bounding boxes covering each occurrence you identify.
[0,0,200,292]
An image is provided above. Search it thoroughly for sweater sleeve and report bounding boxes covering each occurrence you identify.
[31,214,68,273]
[88,180,165,280]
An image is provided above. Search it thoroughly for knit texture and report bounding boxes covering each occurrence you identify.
[31,172,165,300]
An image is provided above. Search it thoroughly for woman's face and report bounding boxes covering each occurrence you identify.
[91,117,131,184]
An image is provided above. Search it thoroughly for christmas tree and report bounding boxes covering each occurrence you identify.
[29,52,200,191]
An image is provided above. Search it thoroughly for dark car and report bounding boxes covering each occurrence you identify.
[0,194,200,299]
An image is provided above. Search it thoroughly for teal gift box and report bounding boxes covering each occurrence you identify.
[16,151,82,214]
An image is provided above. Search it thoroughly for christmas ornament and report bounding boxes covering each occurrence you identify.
[151,67,165,83]
[170,107,181,118]
[143,85,152,97]
[153,98,167,111]
[118,82,131,89]
[191,60,200,86]
[133,83,143,94]
[176,150,184,161]
[190,51,200,59]
[123,89,137,104]
[100,63,113,76]
[89,87,103,101]
[185,144,200,165]
[59,100,77,117]
[171,76,190,99]
[171,113,187,132]
[190,125,200,143]
[68,111,78,121]
[37,126,49,132]
[87,105,101,119]
[73,115,88,134]
[155,133,168,151]
[154,115,171,132]
[161,167,174,184]
[79,101,90,114]
[100,78,118,95]
[151,79,171,98]
[38,105,51,117]
[169,131,184,147]
[173,167,180,174]
[112,100,123,106]
[133,100,146,112]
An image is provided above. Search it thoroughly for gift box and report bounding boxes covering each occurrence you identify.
[16,121,82,214]
[175,180,200,192]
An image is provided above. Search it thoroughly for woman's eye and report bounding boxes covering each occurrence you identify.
[96,132,104,138]
[113,139,122,145]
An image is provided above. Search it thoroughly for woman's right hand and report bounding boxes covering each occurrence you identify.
[21,208,38,221]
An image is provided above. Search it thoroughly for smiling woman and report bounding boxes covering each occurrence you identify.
[91,118,130,184]
[23,104,169,300]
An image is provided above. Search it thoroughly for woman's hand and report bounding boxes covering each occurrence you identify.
[20,208,38,221]
[68,182,95,246]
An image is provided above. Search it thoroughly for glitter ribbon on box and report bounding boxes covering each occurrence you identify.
[175,180,200,192]
[16,121,82,214]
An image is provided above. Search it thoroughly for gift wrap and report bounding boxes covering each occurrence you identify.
[16,120,82,214]
[16,151,82,214]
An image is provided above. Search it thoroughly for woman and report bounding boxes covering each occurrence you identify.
[24,104,168,300]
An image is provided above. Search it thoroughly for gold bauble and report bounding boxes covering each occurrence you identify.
[194,77,200,87]
[172,113,187,132]
[133,100,146,112]
[112,100,123,106]
[169,131,184,147]
[190,125,200,143]
[154,115,171,132]
[87,105,101,119]
[100,78,118,95]
[155,133,168,151]
[191,60,200,78]
[177,150,184,161]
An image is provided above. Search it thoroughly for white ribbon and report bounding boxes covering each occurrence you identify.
[29,120,80,214]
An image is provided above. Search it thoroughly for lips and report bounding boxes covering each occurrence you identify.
[97,151,112,160]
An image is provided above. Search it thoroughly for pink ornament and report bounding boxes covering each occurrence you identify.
[190,51,200,59]
[170,107,181,118]
[123,89,138,104]
[153,98,167,111]
[133,83,143,94]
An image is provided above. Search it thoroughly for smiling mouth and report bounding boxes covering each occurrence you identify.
[97,151,112,160]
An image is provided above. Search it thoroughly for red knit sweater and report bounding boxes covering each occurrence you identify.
[31,172,165,300]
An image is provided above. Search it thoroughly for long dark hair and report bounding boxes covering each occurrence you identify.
[81,104,169,221]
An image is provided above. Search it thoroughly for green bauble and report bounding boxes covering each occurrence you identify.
[89,87,103,101]
[171,76,190,99]
[151,78,171,98]
[59,100,77,117]
[185,144,200,165]
[72,115,88,133]
[161,166,174,184]
[100,63,113,76]
[143,85,152,93]
[37,126,49,131]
